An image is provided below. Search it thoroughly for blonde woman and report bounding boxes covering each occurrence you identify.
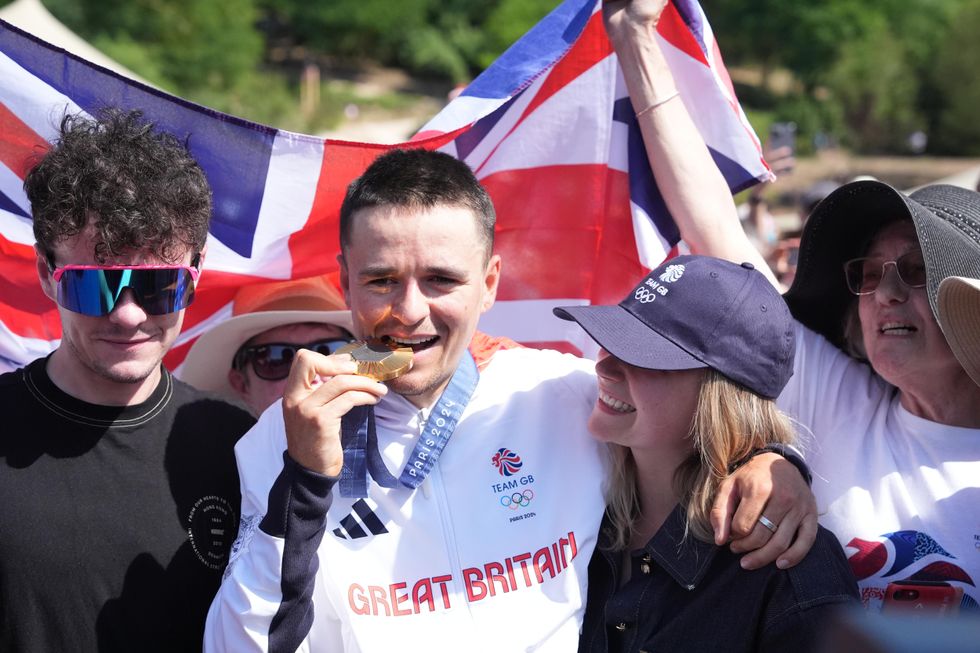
[555,255,858,653]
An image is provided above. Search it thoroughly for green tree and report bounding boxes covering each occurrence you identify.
[262,0,431,62]
[706,0,965,153]
[256,0,554,81]
[707,0,881,90]
[46,0,263,92]
[477,0,556,69]
[933,0,980,153]
[824,18,923,152]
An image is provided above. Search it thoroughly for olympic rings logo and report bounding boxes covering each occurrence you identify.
[500,489,534,510]
[634,287,657,303]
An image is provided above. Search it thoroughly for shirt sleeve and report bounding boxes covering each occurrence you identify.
[758,602,852,653]
[758,528,860,653]
[777,321,887,457]
[204,402,339,653]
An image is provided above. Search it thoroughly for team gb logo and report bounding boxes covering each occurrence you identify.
[659,264,685,283]
[492,448,523,476]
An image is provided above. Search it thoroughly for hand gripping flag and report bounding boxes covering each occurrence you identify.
[0,0,769,373]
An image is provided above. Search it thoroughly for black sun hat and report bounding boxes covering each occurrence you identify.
[783,181,980,350]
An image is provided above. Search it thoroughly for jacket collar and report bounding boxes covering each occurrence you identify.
[641,505,719,590]
[375,388,426,428]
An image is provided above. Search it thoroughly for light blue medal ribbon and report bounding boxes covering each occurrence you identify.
[339,351,479,498]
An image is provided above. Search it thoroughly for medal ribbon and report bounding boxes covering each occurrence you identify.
[339,351,478,498]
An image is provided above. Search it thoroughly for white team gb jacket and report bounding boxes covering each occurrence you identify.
[205,342,607,652]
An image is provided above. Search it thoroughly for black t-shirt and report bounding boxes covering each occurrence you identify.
[0,357,255,652]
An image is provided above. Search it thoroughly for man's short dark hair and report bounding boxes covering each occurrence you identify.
[25,108,212,264]
[339,149,496,261]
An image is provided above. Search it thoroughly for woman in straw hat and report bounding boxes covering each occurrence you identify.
[180,275,353,416]
[556,255,858,653]
[610,0,980,614]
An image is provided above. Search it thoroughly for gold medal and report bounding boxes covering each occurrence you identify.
[335,339,413,381]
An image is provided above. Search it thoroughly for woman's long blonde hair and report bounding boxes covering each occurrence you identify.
[603,369,797,550]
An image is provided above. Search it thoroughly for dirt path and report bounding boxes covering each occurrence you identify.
[793,150,980,191]
[316,64,448,143]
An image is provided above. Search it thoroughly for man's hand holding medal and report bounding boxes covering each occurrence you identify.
[281,340,412,476]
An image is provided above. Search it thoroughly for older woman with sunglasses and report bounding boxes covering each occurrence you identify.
[609,0,980,613]
[181,275,354,416]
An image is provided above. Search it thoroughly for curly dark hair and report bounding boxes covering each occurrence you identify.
[339,148,496,262]
[25,108,212,265]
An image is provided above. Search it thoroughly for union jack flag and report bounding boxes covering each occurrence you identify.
[0,0,768,374]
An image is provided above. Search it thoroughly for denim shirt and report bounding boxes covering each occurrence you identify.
[578,506,859,653]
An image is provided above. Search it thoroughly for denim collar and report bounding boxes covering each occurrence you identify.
[640,505,719,590]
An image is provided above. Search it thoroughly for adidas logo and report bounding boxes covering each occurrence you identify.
[332,498,389,540]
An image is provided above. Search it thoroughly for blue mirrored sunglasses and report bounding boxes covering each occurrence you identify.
[50,263,201,316]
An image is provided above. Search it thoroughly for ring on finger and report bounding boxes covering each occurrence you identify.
[758,515,778,533]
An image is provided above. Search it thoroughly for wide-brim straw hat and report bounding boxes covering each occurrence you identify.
[783,181,980,351]
[179,275,353,400]
[938,276,980,386]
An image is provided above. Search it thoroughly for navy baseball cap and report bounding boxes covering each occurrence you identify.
[553,255,795,399]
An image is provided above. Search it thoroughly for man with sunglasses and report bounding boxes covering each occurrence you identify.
[0,109,255,653]
[180,275,354,416]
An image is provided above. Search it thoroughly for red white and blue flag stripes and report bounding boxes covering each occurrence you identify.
[0,0,769,373]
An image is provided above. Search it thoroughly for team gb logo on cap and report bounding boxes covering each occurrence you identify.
[635,264,685,303]
[659,264,685,283]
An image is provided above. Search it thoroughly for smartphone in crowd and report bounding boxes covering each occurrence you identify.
[881,580,963,617]
[768,121,797,155]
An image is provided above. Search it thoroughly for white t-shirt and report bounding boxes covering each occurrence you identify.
[778,324,980,612]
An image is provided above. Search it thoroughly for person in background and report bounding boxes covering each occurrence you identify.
[613,0,980,613]
[180,275,353,416]
[740,142,792,259]
[557,255,858,653]
[768,180,840,289]
[0,109,255,652]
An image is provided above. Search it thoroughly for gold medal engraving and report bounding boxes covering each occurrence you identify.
[335,340,413,381]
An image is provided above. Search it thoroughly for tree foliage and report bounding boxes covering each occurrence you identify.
[257,0,552,83]
[824,18,923,152]
[479,0,558,69]
[707,0,974,154]
[45,0,263,92]
[933,0,980,153]
[708,0,879,90]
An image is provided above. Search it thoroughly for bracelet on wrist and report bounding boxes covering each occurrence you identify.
[634,90,680,118]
